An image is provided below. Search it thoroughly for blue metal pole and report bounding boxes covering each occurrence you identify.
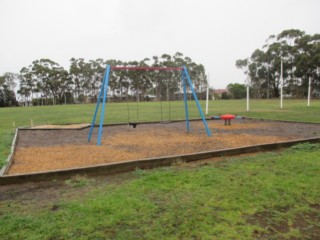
[87,70,107,142]
[182,71,190,132]
[97,65,111,146]
[183,66,212,136]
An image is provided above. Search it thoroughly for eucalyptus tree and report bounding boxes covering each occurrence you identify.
[29,59,71,104]
[236,29,320,98]
[104,59,123,101]
[172,52,188,100]
[126,60,142,102]
[1,72,18,91]
[113,60,130,98]
[0,73,18,107]
[69,58,91,103]
[159,53,176,101]
[137,58,152,100]
[249,49,270,98]
[89,58,107,102]
[18,66,37,104]
[14,53,209,105]
[294,33,320,97]
[185,61,206,98]
[150,55,161,100]
[276,30,304,96]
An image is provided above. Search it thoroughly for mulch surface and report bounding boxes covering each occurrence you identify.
[7,119,320,175]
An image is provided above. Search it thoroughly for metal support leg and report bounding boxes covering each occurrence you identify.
[88,71,107,142]
[97,65,111,146]
[183,66,211,136]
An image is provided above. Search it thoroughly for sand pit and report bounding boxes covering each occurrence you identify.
[7,119,320,175]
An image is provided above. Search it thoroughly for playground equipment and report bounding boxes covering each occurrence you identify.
[221,114,235,125]
[88,65,212,145]
[125,71,174,125]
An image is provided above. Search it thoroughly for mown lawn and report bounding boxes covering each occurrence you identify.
[0,143,319,239]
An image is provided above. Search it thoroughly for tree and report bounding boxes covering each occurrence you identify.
[31,59,72,104]
[69,58,89,103]
[1,72,18,91]
[18,66,35,105]
[0,72,19,107]
[236,29,320,98]
[227,83,246,99]
[0,75,18,107]
[18,59,72,105]
[13,52,208,106]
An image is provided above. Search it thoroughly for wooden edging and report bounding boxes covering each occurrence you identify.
[0,129,19,176]
[245,117,320,125]
[1,137,320,185]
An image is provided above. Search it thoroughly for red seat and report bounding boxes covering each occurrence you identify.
[221,114,235,125]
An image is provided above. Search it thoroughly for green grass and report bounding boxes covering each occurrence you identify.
[0,99,320,167]
[1,143,319,239]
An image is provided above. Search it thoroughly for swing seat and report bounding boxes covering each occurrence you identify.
[128,122,138,128]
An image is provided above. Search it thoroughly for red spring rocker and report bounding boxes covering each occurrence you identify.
[221,114,235,125]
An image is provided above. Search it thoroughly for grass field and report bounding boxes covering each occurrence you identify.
[1,99,320,167]
[1,143,319,239]
[0,99,320,239]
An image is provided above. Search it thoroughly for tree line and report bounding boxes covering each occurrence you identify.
[236,29,320,99]
[0,52,209,107]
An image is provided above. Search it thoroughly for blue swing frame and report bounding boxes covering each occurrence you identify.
[88,65,211,146]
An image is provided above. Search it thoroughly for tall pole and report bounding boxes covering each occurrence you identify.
[211,73,215,100]
[205,73,209,114]
[182,73,190,133]
[246,72,250,112]
[205,86,209,115]
[307,77,311,107]
[267,55,270,99]
[246,85,250,111]
[280,58,283,109]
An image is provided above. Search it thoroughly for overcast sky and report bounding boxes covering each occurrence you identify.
[1,0,319,88]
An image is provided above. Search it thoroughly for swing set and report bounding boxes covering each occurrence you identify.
[88,65,211,146]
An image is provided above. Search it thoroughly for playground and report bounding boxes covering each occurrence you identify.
[3,66,320,177]
[7,118,320,175]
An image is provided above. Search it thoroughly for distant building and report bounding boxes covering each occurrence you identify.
[213,89,228,98]
[144,94,156,101]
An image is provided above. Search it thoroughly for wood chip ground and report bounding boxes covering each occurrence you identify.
[8,119,320,175]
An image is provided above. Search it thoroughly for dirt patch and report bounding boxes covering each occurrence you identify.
[0,173,137,205]
[7,119,320,175]
[247,207,320,239]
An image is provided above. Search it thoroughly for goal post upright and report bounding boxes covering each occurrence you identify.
[182,73,190,132]
[88,65,211,146]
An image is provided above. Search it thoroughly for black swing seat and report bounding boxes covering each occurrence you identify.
[128,122,138,128]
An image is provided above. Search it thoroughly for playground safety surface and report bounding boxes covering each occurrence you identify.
[7,118,320,175]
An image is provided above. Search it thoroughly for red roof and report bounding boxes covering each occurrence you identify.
[213,89,228,94]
